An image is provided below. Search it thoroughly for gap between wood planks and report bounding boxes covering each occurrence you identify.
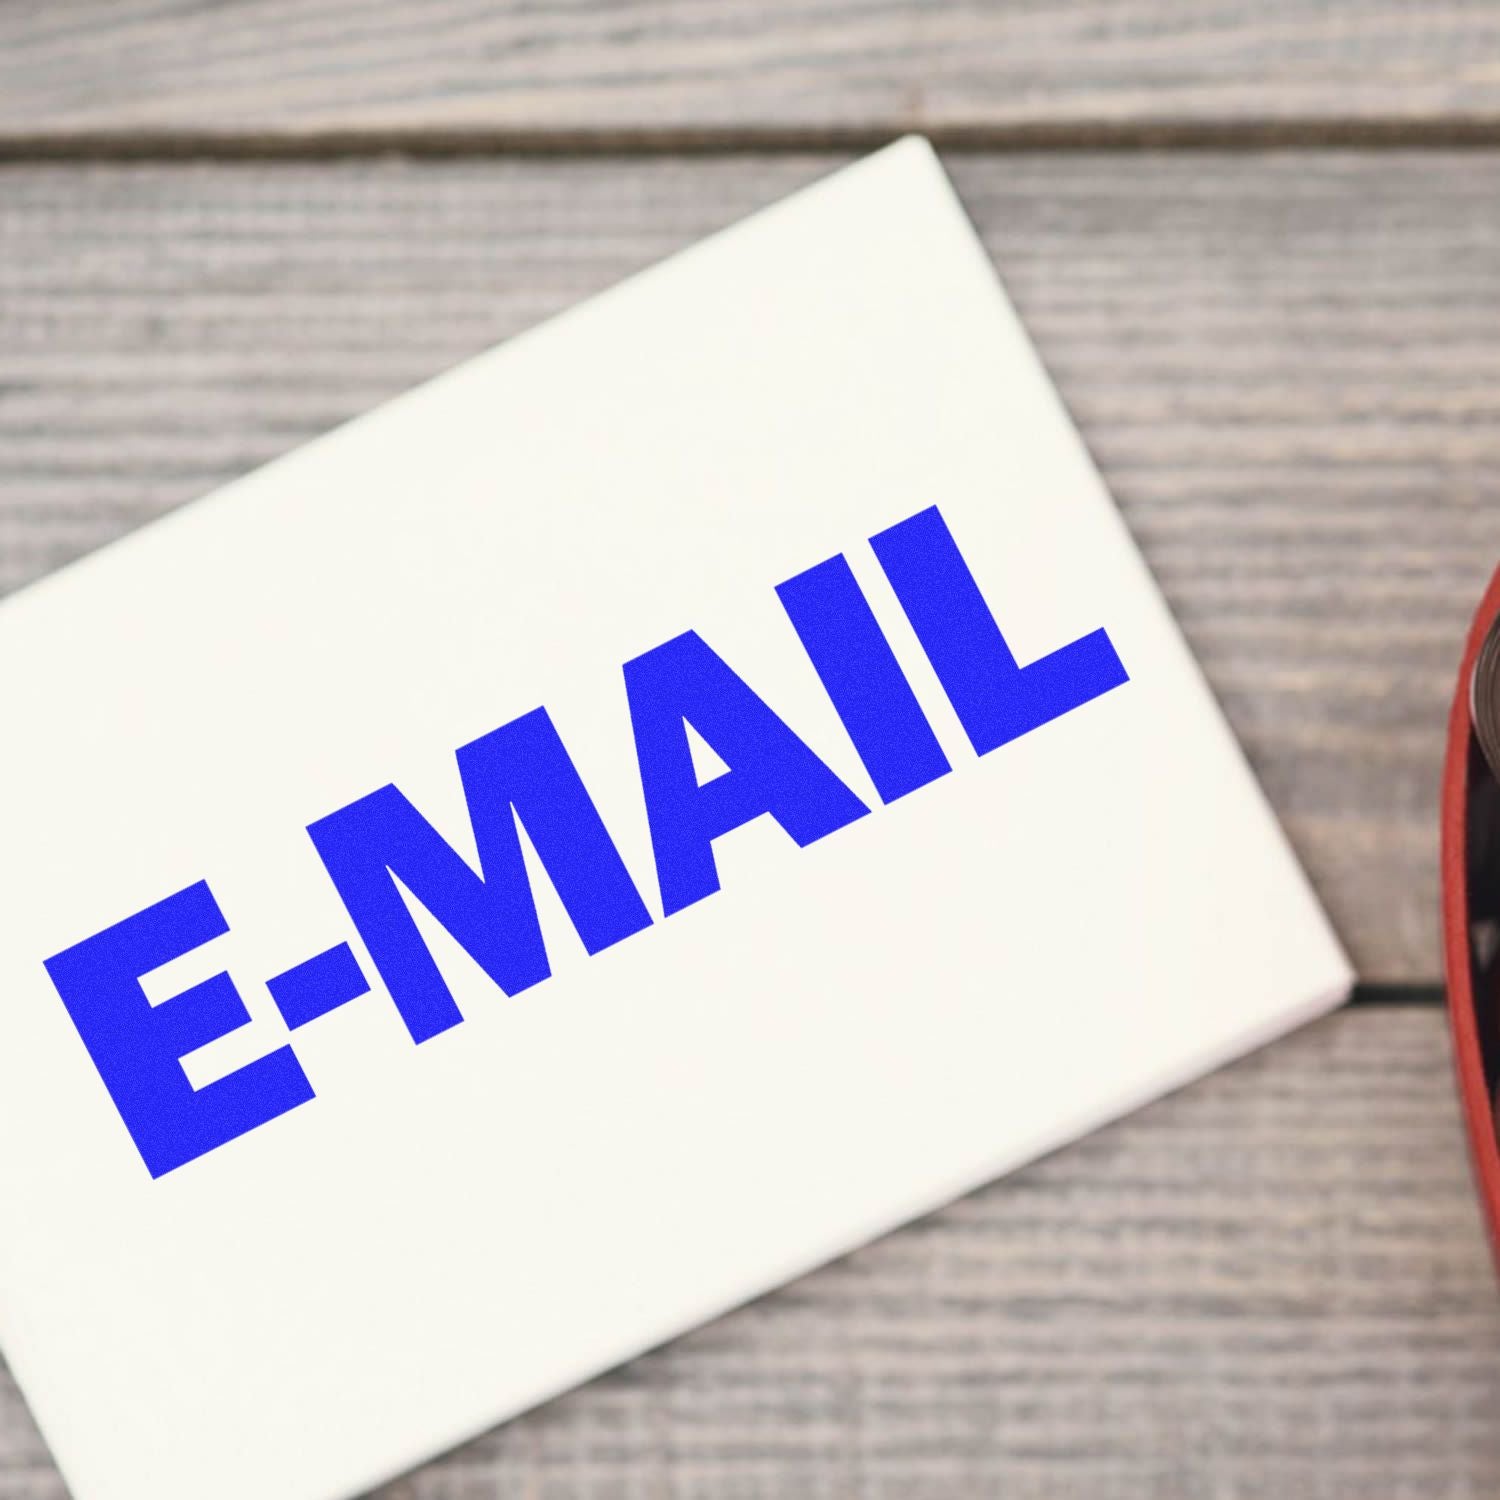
[1352,983,1443,1006]
[4,115,1500,162]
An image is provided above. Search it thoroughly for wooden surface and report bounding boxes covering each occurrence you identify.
[0,1007,1492,1498]
[2,2,1500,147]
[2,4,1499,1497]
[3,151,1494,980]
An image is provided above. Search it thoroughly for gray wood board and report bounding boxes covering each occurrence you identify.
[1,2,1499,146]
[0,1006,1492,1497]
[2,151,1495,979]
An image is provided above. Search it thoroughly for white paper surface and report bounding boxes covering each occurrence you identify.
[0,138,1351,1500]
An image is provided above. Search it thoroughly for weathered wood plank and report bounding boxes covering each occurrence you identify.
[0,2,1498,146]
[0,1007,1490,1498]
[2,151,1493,977]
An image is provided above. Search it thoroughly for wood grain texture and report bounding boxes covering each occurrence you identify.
[0,2,1499,146]
[1,151,1495,977]
[0,1006,1486,1498]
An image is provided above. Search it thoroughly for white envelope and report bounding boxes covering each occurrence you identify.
[0,137,1351,1500]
